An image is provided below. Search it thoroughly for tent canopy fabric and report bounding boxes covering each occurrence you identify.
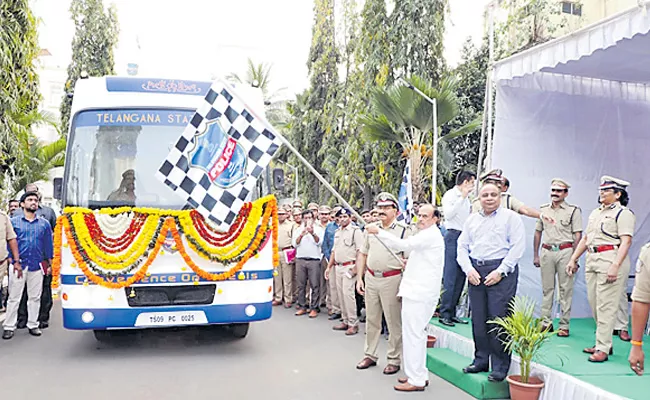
[490,3,650,318]
[495,3,650,83]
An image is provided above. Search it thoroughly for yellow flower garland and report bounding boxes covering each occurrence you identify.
[54,196,279,288]
[176,203,264,257]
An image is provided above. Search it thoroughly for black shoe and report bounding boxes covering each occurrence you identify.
[328,313,341,320]
[488,371,507,382]
[39,321,49,329]
[2,330,14,340]
[28,328,42,337]
[16,322,27,330]
[451,317,469,324]
[462,364,489,374]
[439,318,455,327]
[359,316,366,323]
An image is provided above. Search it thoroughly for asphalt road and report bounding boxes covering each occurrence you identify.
[0,304,473,400]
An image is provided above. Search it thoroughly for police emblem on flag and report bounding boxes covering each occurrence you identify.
[157,78,282,230]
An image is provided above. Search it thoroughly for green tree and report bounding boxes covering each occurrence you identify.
[0,0,41,184]
[226,58,290,130]
[389,0,448,84]
[444,39,488,187]
[497,0,570,56]
[60,0,119,134]
[292,0,339,201]
[362,75,480,202]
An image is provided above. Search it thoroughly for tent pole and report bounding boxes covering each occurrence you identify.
[485,2,496,171]
[476,74,490,187]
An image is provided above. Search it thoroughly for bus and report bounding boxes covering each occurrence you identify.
[54,76,275,341]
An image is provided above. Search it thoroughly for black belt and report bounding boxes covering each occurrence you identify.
[447,229,462,233]
[297,258,320,261]
[470,258,503,267]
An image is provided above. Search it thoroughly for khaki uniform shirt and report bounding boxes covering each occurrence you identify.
[535,201,582,244]
[361,220,410,272]
[277,220,294,249]
[632,243,650,303]
[472,193,523,214]
[0,212,17,260]
[333,224,363,264]
[585,202,635,247]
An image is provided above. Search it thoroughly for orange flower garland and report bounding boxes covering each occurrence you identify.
[59,217,172,289]
[53,196,279,289]
[52,219,63,289]
[169,201,276,281]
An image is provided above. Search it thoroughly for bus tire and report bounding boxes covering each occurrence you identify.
[93,330,112,342]
[230,323,249,338]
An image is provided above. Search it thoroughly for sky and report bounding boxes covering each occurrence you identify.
[32,0,491,98]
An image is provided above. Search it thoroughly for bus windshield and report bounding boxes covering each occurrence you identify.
[65,108,196,209]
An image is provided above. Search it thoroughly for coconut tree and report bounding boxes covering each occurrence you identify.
[361,75,481,201]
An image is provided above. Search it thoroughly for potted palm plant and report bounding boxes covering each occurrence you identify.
[489,296,556,400]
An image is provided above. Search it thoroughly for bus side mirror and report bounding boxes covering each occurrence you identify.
[53,178,63,200]
[272,168,285,191]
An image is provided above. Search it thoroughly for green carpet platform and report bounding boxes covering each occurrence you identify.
[426,318,650,400]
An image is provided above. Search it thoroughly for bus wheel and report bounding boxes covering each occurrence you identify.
[230,323,249,338]
[93,330,112,342]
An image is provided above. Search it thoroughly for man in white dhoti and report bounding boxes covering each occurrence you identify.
[365,204,444,392]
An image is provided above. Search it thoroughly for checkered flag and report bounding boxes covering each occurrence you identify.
[157,78,282,230]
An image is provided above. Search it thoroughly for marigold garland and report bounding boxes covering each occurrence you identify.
[52,196,279,290]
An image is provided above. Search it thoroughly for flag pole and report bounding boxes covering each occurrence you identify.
[275,134,406,267]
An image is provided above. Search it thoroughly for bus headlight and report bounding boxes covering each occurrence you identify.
[81,311,95,323]
[244,305,256,317]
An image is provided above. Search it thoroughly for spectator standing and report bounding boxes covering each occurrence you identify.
[2,192,54,339]
[293,210,325,318]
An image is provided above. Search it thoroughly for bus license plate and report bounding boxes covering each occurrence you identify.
[134,311,208,327]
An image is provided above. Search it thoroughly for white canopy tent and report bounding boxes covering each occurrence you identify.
[487,2,650,318]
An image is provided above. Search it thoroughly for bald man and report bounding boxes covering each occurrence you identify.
[366,204,445,392]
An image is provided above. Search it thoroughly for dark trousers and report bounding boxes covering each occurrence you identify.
[468,259,518,374]
[18,274,52,326]
[440,229,464,320]
[356,278,365,317]
[296,258,321,311]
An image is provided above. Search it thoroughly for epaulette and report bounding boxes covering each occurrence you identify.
[540,203,550,209]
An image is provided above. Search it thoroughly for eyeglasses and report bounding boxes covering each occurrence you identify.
[418,214,430,219]
[551,189,567,193]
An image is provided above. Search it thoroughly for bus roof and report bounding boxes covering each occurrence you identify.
[70,76,267,125]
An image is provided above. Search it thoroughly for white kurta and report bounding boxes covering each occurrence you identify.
[376,226,445,387]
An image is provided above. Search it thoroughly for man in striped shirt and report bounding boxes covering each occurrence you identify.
[2,192,53,339]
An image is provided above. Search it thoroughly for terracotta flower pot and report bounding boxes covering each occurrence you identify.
[506,375,544,400]
[426,335,436,348]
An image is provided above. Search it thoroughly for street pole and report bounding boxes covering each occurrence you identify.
[398,77,439,205]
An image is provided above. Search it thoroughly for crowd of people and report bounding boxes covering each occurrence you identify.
[0,183,56,340]
[273,194,447,392]
[275,167,650,390]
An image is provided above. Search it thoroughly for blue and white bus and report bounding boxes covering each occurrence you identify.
[55,76,274,341]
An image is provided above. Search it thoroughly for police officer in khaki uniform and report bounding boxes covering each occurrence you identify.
[273,207,295,308]
[628,242,650,375]
[355,193,409,374]
[533,178,582,336]
[472,169,555,225]
[325,208,364,335]
[567,176,635,362]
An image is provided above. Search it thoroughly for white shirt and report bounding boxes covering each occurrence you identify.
[457,207,525,275]
[292,225,325,259]
[442,186,471,231]
[376,225,445,302]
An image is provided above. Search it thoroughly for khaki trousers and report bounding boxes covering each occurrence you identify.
[540,248,574,329]
[585,255,630,353]
[336,264,357,327]
[364,272,402,365]
[319,258,328,307]
[614,289,630,331]
[273,258,294,304]
[328,261,340,314]
[3,266,43,331]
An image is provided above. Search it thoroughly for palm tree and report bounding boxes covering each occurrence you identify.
[226,58,290,129]
[361,75,481,202]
